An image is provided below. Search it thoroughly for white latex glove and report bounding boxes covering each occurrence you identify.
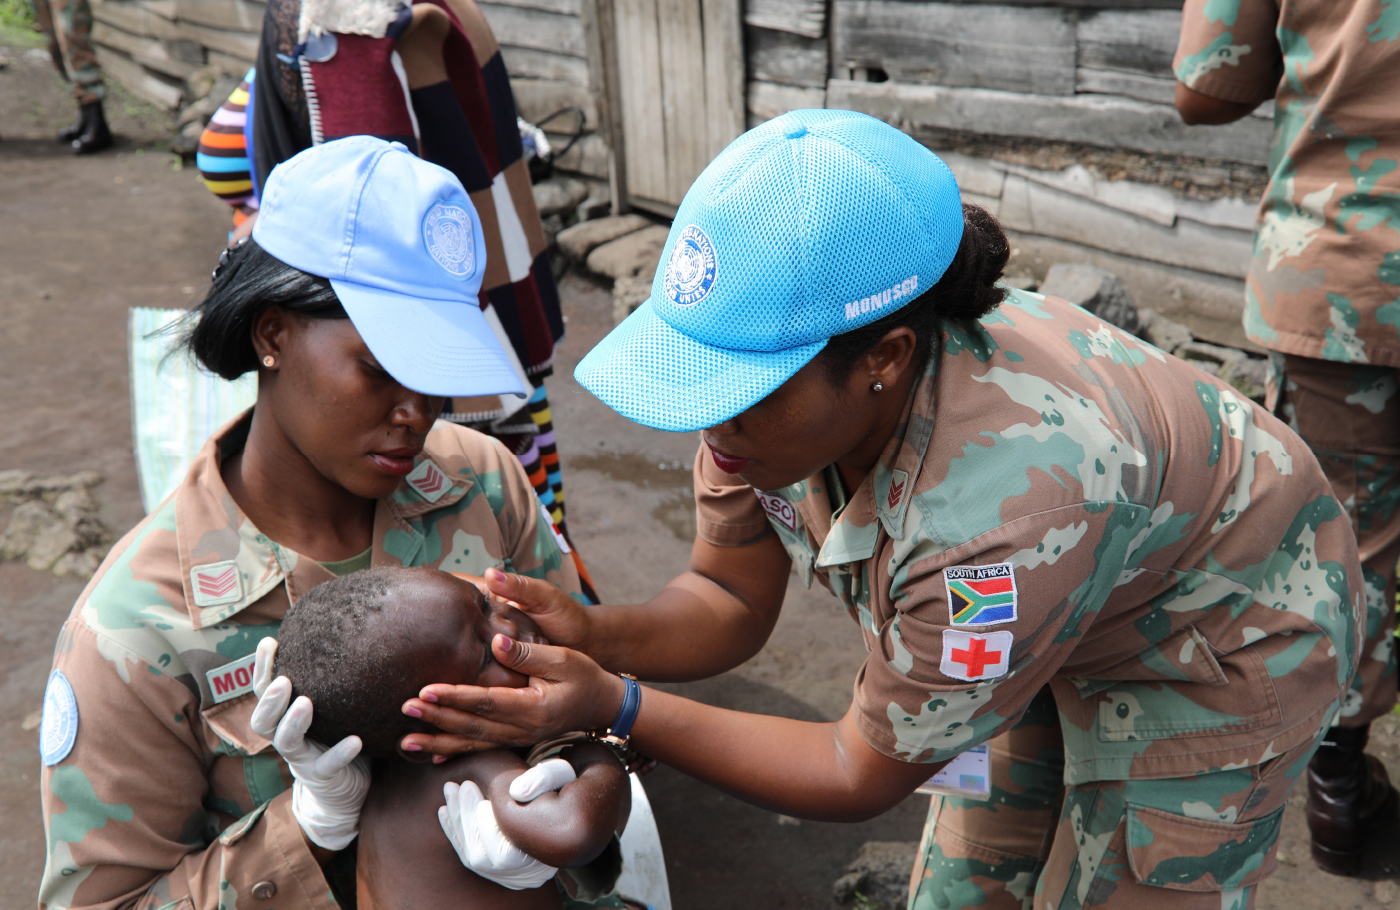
[438,780,558,890]
[508,758,577,803]
[249,641,369,852]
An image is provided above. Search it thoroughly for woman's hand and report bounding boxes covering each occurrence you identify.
[250,638,370,851]
[402,635,626,758]
[482,568,596,652]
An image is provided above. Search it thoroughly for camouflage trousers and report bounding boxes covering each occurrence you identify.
[1268,353,1400,727]
[910,688,1314,909]
[30,0,105,103]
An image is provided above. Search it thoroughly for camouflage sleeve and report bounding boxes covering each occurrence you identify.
[40,621,333,910]
[1174,0,1281,103]
[692,443,771,546]
[855,505,1126,764]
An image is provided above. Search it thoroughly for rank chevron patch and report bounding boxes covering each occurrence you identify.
[944,562,1018,626]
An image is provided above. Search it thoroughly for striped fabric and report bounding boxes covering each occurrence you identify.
[197,70,256,207]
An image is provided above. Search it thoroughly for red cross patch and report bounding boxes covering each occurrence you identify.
[190,561,242,607]
[406,460,449,503]
[940,629,1013,681]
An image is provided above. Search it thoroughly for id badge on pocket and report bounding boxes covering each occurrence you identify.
[914,744,991,800]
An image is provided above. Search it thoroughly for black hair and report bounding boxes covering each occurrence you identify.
[274,568,425,758]
[821,202,1009,383]
[174,239,347,381]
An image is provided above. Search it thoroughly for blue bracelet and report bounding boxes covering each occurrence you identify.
[593,673,640,748]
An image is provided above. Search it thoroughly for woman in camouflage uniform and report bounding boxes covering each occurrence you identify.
[399,111,1365,909]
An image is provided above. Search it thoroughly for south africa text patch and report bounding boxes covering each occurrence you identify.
[945,563,1017,626]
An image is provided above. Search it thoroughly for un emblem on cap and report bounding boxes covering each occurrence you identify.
[423,202,475,278]
[664,225,718,306]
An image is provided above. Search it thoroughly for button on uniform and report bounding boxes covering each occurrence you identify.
[252,880,277,900]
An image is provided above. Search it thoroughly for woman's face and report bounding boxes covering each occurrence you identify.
[255,309,447,501]
[702,357,883,492]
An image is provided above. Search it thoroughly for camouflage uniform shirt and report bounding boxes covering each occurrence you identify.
[696,291,1362,783]
[38,413,580,910]
[1175,0,1400,367]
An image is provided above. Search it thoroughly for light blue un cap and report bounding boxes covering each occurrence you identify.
[574,110,964,432]
[253,135,525,399]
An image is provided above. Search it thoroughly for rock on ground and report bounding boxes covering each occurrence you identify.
[613,274,653,324]
[1137,308,1193,354]
[832,841,918,910]
[533,176,589,218]
[1039,262,1140,334]
[556,214,652,261]
[586,224,671,280]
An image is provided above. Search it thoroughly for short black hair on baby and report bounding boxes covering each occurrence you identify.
[274,567,428,758]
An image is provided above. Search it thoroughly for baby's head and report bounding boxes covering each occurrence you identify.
[274,566,545,757]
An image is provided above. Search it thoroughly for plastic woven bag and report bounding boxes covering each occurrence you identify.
[129,307,256,514]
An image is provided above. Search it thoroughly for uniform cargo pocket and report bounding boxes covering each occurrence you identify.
[1097,643,1280,741]
[1125,803,1283,892]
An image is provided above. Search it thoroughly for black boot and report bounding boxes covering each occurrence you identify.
[58,103,87,143]
[71,100,112,155]
[1306,723,1398,875]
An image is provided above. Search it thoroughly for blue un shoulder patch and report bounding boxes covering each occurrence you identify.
[40,670,78,767]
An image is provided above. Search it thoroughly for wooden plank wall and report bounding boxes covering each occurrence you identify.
[89,0,609,182]
[90,0,260,109]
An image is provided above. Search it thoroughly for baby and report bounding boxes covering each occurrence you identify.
[274,566,629,910]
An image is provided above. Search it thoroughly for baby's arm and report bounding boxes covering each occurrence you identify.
[466,743,630,868]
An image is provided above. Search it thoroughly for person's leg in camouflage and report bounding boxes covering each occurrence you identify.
[910,687,1064,910]
[1032,736,1316,909]
[33,0,111,153]
[1270,353,1400,875]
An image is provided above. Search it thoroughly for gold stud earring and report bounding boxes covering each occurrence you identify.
[263,355,276,368]
[872,381,884,392]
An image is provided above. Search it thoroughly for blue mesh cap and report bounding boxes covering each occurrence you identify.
[574,110,964,432]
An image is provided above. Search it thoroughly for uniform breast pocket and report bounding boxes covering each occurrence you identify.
[1097,643,1281,742]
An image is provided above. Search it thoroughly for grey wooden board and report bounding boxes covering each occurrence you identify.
[745,0,824,38]
[177,21,258,61]
[92,22,201,78]
[91,2,183,41]
[512,78,599,126]
[208,48,252,75]
[832,1,1076,96]
[479,0,581,17]
[827,78,1271,164]
[1076,67,1176,106]
[94,46,184,107]
[501,45,591,84]
[143,0,177,20]
[479,3,587,56]
[999,172,1252,277]
[865,0,1181,6]
[174,0,264,32]
[748,81,826,122]
[1076,9,1182,79]
[548,130,609,179]
[747,25,826,89]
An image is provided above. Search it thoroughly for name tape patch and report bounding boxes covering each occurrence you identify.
[207,652,259,705]
[191,560,243,608]
[407,460,449,503]
[940,629,1013,682]
[844,275,918,321]
[755,490,797,531]
[40,670,78,767]
[945,562,1017,626]
[663,225,718,306]
[423,202,476,278]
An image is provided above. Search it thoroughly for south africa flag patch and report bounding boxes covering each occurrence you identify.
[945,563,1017,626]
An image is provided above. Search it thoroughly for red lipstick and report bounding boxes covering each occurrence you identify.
[708,446,751,474]
[371,446,421,476]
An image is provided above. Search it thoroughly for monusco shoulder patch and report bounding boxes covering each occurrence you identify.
[40,670,79,766]
[207,652,259,704]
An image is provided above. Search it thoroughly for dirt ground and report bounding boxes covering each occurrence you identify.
[4,39,1400,910]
